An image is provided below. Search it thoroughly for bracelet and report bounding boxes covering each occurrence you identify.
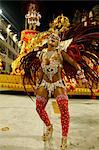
[76,69,86,79]
[76,69,87,83]
[79,74,85,79]
[77,69,84,75]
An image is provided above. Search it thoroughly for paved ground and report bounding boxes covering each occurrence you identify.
[0,94,99,150]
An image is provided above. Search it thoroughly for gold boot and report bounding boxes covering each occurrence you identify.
[60,137,67,150]
[42,124,53,141]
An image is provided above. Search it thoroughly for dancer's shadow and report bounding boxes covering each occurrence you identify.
[0,133,58,149]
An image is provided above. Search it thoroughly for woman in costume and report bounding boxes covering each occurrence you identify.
[20,33,90,150]
[19,6,98,150]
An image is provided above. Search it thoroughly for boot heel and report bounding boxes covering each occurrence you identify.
[60,137,67,150]
[42,124,53,141]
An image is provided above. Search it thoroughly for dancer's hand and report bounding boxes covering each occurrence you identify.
[76,69,88,83]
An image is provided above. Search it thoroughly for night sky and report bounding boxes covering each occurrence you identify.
[0,0,98,37]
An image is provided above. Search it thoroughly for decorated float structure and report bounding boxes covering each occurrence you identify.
[0,4,98,97]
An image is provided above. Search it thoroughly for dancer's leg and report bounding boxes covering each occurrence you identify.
[36,95,51,126]
[36,87,53,141]
[56,94,70,138]
[54,87,70,149]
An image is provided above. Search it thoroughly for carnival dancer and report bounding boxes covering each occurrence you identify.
[18,6,98,150]
[20,32,89,149]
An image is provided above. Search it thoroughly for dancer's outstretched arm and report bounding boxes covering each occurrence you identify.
[61,50,81,71]
[61,50,88,83]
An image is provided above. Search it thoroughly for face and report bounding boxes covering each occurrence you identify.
[48,34,59,47]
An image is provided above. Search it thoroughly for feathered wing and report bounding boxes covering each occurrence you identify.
[61,6,99,94]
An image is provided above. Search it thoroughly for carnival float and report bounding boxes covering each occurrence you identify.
[0,3,99,97]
